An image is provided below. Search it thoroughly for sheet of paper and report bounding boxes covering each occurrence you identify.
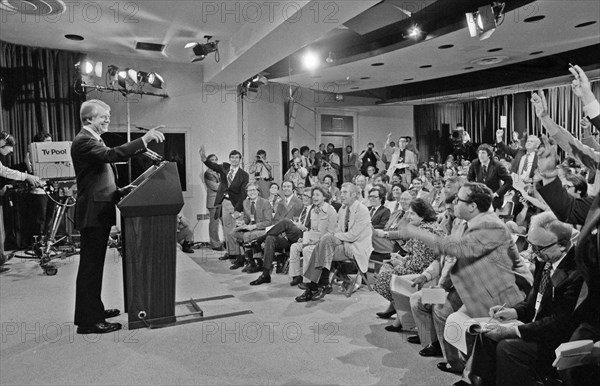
[422,288,448,304]
[390,274,419,298]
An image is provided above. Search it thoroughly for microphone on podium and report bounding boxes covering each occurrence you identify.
[136,126,165,163]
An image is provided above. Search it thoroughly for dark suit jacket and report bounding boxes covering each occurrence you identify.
[514,249,583,355]
[496,142,538,179]
[467,158,513,197]
[370,205,391,230]
[71,129,147,229]
[242,197,272,230]
[204,160,249,212]
[273,195,303,223]
[536,178,600,326]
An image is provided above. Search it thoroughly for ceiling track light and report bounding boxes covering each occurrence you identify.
[186,35,220,63]
[76,59,103,77]
[466,2,505,40]
[105,65,165,90]
[325,51,336,64]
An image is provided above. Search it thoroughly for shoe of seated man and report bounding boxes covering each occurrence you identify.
[295,289,318,302]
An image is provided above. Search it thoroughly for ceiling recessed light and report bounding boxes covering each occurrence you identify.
[438,44,454,49]
[487,48,503,52]
[530,51,544,55]
[65,34,84,41]
[419,65,432,68]
[523,15,545,23]
[464,66,474,70]
[403,78,414,81]
[575,21,597,28]
[360,77,371,80]
[371,63,384,67]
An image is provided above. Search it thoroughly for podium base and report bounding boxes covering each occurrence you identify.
[126,295,253,330]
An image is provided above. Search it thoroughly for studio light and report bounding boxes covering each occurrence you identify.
[408,25,421,38]
[465,2,504,40]
[302,51,320,71]
[76,59,103,77]
[186,35,220,62]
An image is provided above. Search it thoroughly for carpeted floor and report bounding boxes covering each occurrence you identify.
[0,246,460,385]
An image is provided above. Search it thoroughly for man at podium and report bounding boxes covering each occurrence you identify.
[71,99,165,335]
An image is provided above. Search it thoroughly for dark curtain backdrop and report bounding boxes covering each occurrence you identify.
[0,40,84,167]
[415,80,600,162]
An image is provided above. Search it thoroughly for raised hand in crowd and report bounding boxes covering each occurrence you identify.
[569,64,595,105]
[536,135,560,181]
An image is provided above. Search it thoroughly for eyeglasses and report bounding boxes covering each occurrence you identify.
[453,197,473,205]
[302,194,312,198]
[526,239,559,255]
[368,195,380,199]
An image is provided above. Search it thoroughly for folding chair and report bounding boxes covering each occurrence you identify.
[331,256,373,297]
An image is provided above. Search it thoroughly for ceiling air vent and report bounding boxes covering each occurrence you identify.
[135,42,166,53]
[470,56,509,66]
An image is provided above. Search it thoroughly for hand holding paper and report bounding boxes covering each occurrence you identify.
[488,305,517,322]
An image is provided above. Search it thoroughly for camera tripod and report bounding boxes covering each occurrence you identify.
[27,181,78,275]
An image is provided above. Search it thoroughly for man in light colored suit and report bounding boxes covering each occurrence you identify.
[229,183,272,270]
[204,154,223,251]
[397,182,533,374]
[295,182,373,302]
[386,137,417,185]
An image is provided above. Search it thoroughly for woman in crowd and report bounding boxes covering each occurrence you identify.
[427,178,446,213]
[372,198,445,328]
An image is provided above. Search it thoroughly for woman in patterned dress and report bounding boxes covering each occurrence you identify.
[373,198,445,325]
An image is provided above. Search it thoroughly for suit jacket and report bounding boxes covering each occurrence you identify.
[334,200,373,273]
[204,169,220,209]
[514,249,583,353]
[204,160,249,213]
[496,142,538,179]
[273,195,303,223]
[242,197,272,230]
[536,177,600,325]
[71,129,147,229]
[438,211,533,316]
[467,158,513,197]
[370,205,391,230]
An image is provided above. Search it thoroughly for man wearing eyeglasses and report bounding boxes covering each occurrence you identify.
[468,212,582,386]
[396,182,532,375]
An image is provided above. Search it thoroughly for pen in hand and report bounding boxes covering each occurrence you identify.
[488,303,506,323]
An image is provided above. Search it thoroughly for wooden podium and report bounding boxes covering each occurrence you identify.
[117,162,184,329]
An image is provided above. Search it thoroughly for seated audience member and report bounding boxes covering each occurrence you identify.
[229,183,272,271]
[410,177,429,199]
[322,174,340,203]
[295,183,372,302]
[384,183,405,213]
[342,145,359,183]
[354,174,369,203]
[1,132,43,271]
[396,182,533,375]
[372,190,415,273]
[467,144,513,210]
[368,188,391,230]
[273,180,303,222]
[176,212,194,253]
[373,198,444,331]
[284,157,308,188]
[468,212,582,386]
[288,186,337,286]
[408,195,462,358]
[427,178,445,213]
[288,148,300,168]
[365,165,378,183]
[267,182,282,214]
[530,67,600,385]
